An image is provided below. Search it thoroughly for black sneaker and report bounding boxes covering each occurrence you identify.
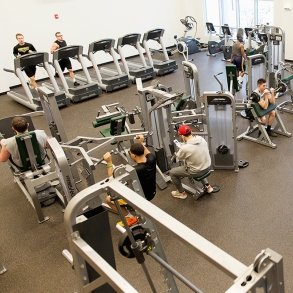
[267,130,277,137]
[74,81,80,87]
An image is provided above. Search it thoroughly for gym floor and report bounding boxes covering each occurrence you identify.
[0,51,293,292]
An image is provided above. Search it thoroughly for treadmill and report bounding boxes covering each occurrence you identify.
[4,52,70,111]
[76,39,131,92]
[142,29,178,76]
[117,33,155,83]
[43,45,102,103]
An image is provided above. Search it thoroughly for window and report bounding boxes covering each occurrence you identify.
[205,0,274,29]
[239,0,255,28]
[258,0,274,25]
[205,0,221,33]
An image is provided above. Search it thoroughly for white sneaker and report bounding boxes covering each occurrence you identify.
[171,190,187,199]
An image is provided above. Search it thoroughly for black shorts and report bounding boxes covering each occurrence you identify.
[59,58,72,72]
[232,56,245,72]
[23,66,36,78]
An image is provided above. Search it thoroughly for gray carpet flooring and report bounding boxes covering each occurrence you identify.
[0,51,293,292]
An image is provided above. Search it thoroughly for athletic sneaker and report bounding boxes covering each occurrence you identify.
[74,81,80,87]
[267,130,277,137]
[171,190,187,199]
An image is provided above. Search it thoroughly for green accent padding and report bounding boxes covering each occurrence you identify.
[193,170,212,181]
[100,128,128,137]
[174,95,191,111]
[226,64,239,92]
[282,75,293,82]
[252,103,276,117]
[92,113,122,128]
[15,132,44,171]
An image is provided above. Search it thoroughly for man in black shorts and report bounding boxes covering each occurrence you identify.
[13,33,38,89]
[50,32,80,86]
[103,134,157,202]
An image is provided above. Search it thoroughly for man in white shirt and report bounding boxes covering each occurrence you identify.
[170,124,215,199]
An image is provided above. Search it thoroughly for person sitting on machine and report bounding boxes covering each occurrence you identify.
[0,116,48,168]
[13,33,38,89]
[50,32,80,86]
[251,78,277,137]
[231,35,246,86]
[170,124,218,199]
[103,134,157,213]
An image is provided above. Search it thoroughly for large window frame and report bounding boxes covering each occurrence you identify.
[204,0,274,29]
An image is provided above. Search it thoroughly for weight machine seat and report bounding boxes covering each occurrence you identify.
[252,103,276,117]
[192,170,211,182]
[282,74,293,83]
[14,132,46,172]
[100,115,128,137]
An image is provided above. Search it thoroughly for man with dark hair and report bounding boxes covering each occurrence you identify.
[0,116,48,167]
[103,134,157,201]
[50,32,80,86]
[231,35,246,85]
[170,124,216,199]
[251,78,277,137]
[13,33,38,89]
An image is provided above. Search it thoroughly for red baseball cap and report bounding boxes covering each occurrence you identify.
[178,125,192,135]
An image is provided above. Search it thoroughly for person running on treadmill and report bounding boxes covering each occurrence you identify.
[0,116,48,168]
[231,35,247,86]
[50,32,80,86]
[13,33,38,89]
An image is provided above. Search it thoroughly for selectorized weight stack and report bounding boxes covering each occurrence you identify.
[203,72,238,171]
[203,90,238,172]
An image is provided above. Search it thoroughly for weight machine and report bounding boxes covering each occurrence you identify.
[63,166,285,292]
[275,61,293,114]
[0,115,66,223]
[238,54,291,149]
[204,73,239,171]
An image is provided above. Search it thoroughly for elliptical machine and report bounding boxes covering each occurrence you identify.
[173,16,204,55]
[206,22,225,56]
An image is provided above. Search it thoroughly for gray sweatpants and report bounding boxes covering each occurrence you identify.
[169,166,210,193]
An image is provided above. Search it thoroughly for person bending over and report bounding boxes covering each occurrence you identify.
[0,116,48,168]
[252,78,277,137]
[103,134,157,207]
[231,35,246,86]
[13,33,38,89]
[170,124,215,199]
[50,32,80,86]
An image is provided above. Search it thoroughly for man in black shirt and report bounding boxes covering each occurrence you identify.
[50,32,80,86]
[13,33,38,89]
[103,134,157,201]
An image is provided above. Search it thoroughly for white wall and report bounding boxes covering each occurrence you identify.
[274,0,293,60]
[0,0,186,93]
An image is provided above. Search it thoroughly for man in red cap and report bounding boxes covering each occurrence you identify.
[170,124,215,199]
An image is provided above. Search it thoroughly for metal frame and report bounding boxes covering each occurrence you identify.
[76,39,131,92]
[237,105,291,149]
[43,45,102,102]
[204,91,239,171]
[64,167,285,292]
[4,52,70,110]
[142,29,178,76]
[117,33,155,82]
